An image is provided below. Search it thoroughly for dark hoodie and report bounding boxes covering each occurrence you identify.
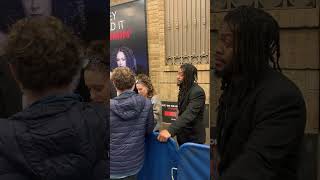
[0,94,107,180]
[110,90,154,177]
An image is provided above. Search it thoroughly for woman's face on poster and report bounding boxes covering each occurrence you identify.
[22,0,52,16]
[116,51,127,67]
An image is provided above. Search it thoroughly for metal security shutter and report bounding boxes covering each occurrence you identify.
[165,0,210,65]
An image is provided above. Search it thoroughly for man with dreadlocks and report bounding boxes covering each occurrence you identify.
[158,63,206,145]
[214,6,306,180]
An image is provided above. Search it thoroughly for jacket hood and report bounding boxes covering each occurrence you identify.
[111,91,146,121]
[10,93,82,121]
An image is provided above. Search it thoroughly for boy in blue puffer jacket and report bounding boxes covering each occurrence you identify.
[110,67,154,180]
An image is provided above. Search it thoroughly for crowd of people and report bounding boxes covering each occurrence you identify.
[0,2,309,180]
[109,63,207,179]
[0,13,207,180]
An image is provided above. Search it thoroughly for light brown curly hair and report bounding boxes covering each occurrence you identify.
[4,16,82,92]
[111,67,135,91]
[135,74,155,98]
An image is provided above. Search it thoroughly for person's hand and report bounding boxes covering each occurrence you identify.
[157,129,171,142]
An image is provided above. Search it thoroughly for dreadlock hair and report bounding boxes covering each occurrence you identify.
[178,63,198,101]
[215,5,282,111]
[111,46,137,74]
[223,5,281,89]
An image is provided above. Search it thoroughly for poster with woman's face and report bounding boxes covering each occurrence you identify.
[110,0,149,75]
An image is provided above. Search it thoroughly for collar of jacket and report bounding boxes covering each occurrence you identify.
[28,93,82,108]
[178,83,196,106]
[9,93,83,120]
[115,90,136,99]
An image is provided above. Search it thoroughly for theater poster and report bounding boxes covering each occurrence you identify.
[110,0,149,75]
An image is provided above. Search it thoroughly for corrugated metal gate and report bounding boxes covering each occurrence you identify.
[165,0,210,65]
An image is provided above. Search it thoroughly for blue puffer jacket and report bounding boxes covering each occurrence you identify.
[110,90,154,177]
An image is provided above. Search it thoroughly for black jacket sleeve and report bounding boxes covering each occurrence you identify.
[220,89,306,180]
[167,88,205,137]
[146,102,155,135]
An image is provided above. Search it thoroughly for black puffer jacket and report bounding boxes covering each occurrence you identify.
[0,94,107,180]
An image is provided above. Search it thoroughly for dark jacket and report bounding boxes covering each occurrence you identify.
[110,80,117,99]
[216,67,306,180]
[74,70,90,102]
[0,62,22,118]
[0,94,107,180]
[168,83,206,145]
[110,90,154,177]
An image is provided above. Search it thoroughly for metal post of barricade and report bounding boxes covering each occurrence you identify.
[171,167,178,180]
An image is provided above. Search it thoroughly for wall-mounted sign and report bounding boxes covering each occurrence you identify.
[162,101,209,128]
[162,101,178,123]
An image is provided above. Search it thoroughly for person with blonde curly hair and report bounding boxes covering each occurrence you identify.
[136,74,162,131]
